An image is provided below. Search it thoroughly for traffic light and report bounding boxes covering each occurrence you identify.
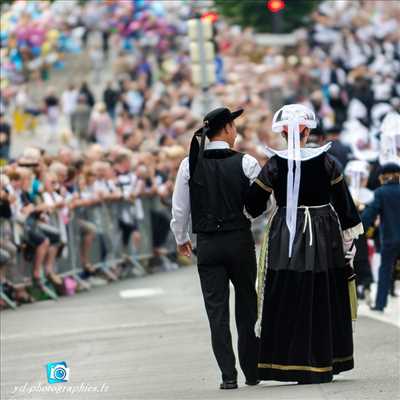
[201,11,219,23]
[266,0,285,13]
[188,18,216,88]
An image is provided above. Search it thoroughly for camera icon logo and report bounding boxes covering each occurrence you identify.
[46,361,70,384]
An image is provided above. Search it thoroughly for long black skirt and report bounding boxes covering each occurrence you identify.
[258,205,354,384]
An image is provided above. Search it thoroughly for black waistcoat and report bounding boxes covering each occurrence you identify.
[189,148,251,233]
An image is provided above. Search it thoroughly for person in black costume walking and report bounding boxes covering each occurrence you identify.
[246,104,363,384]
[170,107,261,389]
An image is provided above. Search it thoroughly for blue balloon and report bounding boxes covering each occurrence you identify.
[151,2,165,16]
[10,50,20,62]
[58,36,67,51]
[18,40,28,48]
[123,38,132,51]
[31,46,41,57]
[14,58,23,71]
[134,0,146,10]
[62,37,78,53]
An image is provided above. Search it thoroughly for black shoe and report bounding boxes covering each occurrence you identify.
[370,305,384,312]
[220,380,238,390]
[245,380,260,386]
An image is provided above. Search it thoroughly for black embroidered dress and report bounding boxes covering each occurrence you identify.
[245,151,363,384]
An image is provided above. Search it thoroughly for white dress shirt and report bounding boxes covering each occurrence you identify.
[170,141,261,245]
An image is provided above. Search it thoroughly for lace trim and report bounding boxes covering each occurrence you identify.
[343,222,364,242]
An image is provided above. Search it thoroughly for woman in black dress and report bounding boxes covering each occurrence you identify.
[245,104,363,384]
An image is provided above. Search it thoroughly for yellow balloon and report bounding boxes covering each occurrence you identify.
[0,78,9,90]
[1,19,9,32]
[47,29,59,42]
[42,41,52,54]
[0,12,11,29]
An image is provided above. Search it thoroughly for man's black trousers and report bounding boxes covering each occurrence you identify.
[196,228,259,382]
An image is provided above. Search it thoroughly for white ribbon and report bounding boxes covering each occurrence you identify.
[302,207,313,247]
[286,116,301,257]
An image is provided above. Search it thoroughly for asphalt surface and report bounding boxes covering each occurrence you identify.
[1,266,400,400]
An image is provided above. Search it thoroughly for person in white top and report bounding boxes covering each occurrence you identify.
[61,84,79,127]
[170,141,261,247]
[41,172,67,287]
[170,107,261,389]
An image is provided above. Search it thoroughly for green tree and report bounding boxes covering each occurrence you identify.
[214,0,321,33]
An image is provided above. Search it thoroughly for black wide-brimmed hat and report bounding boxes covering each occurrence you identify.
[194,107,243,137]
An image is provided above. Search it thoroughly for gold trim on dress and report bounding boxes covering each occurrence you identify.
[258,355,353,373]
[255,179,273,193]
[331,174,343,185]
[258,363,332,372]
[333,355,354,363]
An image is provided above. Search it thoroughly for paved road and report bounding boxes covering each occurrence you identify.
[1,267,399,400]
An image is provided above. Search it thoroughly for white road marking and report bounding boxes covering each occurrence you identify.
[119,287,164,299]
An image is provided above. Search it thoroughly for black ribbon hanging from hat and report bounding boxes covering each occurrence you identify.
[189,121,208,179]
[189,133,199,177]
[198,120,208,159]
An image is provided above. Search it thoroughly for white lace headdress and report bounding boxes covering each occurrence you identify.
[379,111,400,166]
[344,160,374,205]
[271,104,317,257]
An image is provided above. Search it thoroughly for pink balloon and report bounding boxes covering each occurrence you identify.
[129,21,140,31]
[16,27,29,41]
[30,34,43,46]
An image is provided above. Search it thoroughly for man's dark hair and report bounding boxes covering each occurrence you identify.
[206,121,232,140]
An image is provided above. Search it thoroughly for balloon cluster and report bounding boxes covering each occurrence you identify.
[0,0,181,90]
[0,0,81,89]
[104,0,176,53]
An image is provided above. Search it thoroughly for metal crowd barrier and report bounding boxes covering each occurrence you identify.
[1,197,179,309]
[0,194,266,310]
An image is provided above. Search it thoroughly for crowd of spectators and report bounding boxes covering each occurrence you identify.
[0,143,183,306]
[3,1,398,161]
